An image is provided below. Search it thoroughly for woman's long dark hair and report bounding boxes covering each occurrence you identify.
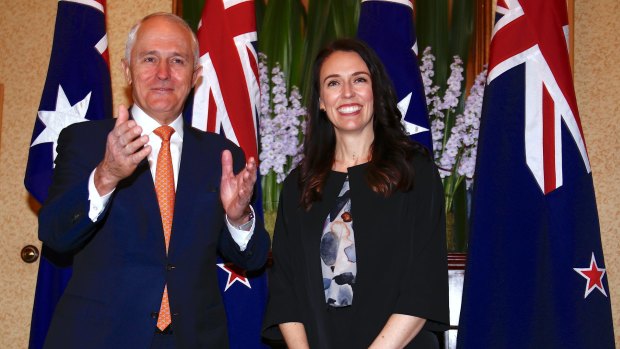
[299,38,427,210]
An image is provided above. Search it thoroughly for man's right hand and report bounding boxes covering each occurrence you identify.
[94,105,151,196]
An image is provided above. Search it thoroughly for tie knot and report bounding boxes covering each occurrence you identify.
[154,125,175,142]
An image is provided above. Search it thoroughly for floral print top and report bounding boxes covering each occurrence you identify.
[320,176,357,307]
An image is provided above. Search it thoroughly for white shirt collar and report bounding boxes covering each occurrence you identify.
[130,105,184,139]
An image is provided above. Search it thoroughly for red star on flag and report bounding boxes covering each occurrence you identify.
[573,253,607,298]
[217,263,252,291]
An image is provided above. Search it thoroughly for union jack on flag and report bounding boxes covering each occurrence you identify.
[187,1,267,348]
[488,0,589,194]
[457,0,615,348]
[191,0,260,161]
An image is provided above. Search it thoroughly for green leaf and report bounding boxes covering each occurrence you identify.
[416,0,449,87]
[329,0,360,38]
[449,0,475,118]
[452,180,469,252]
[181,0,205,31]
[259,0,306,91]
[261,171,279,212]
[449,0,475,63]
[255,0,267,34]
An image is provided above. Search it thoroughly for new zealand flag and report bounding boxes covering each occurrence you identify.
[357,0,432,151]
[457,0,615,348]
[188,1,267,347]
[25,1,111,347]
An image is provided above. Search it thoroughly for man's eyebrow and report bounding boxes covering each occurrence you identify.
[137,50,189,58]
[137,50,158,56]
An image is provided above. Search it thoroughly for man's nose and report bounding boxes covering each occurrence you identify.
[157,61,171,80]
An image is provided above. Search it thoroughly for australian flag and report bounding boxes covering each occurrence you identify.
[457,0,615,348]
[24,1,111,348]
[357,0,432,151]
[187,1,267,348]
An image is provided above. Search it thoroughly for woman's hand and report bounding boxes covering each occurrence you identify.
[279,322,310,349]
[369,314,426,349]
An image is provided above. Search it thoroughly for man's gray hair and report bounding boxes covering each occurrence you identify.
[125,12,200,66]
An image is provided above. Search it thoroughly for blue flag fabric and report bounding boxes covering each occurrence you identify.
[357,0,432,151]
[25,1,111,348]
[216,260,269,348]
[457,0,615,348]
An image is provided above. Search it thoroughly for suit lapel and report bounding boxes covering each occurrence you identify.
[169,126,220,256]
[118,156,168,258]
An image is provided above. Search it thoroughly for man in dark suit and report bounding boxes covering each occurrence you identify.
[38,12,270,348]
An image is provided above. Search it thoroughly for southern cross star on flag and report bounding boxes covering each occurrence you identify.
[25,1,112,348]
[457,0,615,348]
[185,1,267,348]
[357,0,433,151]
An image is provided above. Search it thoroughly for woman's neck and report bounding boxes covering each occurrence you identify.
[332,134,373,172]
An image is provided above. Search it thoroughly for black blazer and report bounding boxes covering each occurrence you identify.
[263,153,449,348]
[39,118,270,348]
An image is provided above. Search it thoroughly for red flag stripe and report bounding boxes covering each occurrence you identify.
[542,84,556,194]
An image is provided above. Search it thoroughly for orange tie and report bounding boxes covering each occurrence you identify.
[153,125,175,330]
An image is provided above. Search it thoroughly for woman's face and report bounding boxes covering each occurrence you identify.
[319,51,374,138]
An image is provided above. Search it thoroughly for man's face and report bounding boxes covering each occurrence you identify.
[122,16,201,125]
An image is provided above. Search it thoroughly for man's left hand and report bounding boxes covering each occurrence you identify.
[220,150,257,226]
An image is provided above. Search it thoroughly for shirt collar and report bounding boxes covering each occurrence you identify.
[130,105,184,139]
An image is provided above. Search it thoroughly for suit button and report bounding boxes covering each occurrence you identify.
[151,312,158,319]
[166,264,176,271]
[71,212,81,223]
[246,251,253,256]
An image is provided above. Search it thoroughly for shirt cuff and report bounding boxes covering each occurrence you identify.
[225,205,256,251]
[88,169,114,222]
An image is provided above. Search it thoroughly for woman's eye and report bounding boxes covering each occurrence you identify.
[354,77,368,83]
[327,80,339,87]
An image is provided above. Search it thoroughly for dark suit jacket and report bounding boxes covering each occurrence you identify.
[39,118,270,348]
[263,153,449,348]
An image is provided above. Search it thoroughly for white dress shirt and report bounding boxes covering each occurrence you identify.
[87,105,254,250]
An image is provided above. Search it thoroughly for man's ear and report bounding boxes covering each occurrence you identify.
[121,58,132,84]
[192,65,203,87]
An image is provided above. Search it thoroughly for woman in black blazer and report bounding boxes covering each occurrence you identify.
[263,38,449,348]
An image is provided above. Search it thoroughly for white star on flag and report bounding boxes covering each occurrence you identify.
[398,92,428,136]
[32,85,91,164]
